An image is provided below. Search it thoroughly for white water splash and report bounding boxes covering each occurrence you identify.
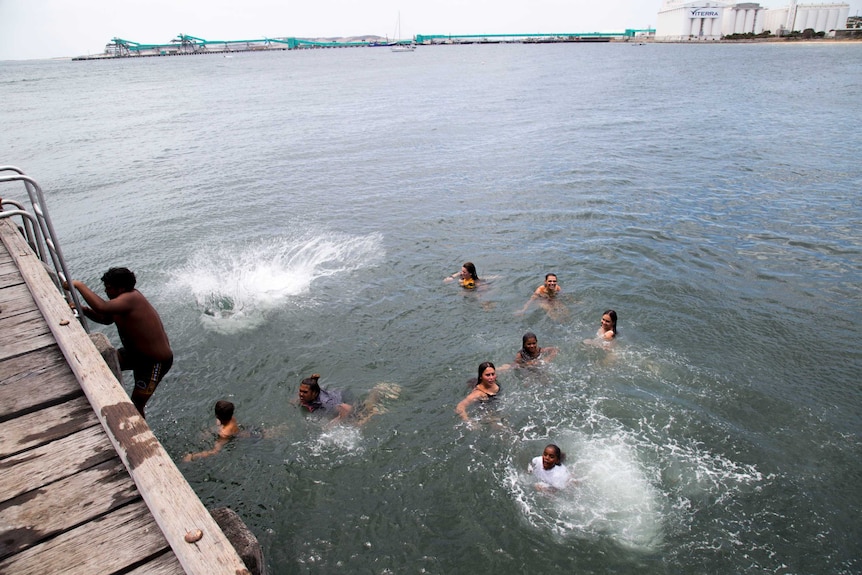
[510,429,664,551]
[315,424,364,453]
[169,232,383,333]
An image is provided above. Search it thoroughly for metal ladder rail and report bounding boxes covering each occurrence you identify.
[0,168,60,276]
[0,198,47,260]
[0,166,90,332]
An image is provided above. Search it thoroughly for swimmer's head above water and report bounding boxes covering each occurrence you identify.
[543,273,559,296]
[542,444,565,470]
[214,400,235,425]
[298,373,321,404]
[477,361,496,386]
[461,262,479,282]
[601,309,618,336]
[522,332,538,357]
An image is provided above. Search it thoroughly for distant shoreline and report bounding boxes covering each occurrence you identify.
[35,35,862,62]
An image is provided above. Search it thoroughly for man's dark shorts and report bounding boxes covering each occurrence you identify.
[118,348,173,399]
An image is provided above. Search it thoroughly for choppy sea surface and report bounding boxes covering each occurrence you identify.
[2,42,861,574]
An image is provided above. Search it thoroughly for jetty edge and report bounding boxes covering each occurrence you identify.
[0,207,255,572]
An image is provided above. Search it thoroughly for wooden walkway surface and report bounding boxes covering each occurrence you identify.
[0,218,250,575]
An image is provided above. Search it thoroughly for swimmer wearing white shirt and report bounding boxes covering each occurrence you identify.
[528,444,572,491]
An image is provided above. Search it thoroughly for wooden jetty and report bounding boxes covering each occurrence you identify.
[0,217,250,574]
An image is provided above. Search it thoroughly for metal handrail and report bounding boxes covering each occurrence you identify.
[0,198,43,257]
[0,166,89,332]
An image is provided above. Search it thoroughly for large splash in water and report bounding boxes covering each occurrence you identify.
[507,427,665,551]
[170,232,384,333]
[503,351,768,555]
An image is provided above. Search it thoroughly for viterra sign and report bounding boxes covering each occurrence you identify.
[689,8,721,18]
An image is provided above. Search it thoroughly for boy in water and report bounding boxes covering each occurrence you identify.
[184,400,240,461]
[518,273,569,320]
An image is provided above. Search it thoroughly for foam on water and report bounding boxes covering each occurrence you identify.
[313,425,364,455]
[508,428,664,551]
[168,232,383,333]
[502,343,770,554]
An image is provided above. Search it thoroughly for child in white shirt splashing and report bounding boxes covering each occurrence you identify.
[528,444,572,492]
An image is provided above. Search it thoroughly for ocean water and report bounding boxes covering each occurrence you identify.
[2,42,861,574]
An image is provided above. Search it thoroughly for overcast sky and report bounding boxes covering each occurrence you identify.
[1,0,860,60]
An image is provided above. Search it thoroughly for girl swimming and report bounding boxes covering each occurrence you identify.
[584,309,618,347]
[455,361,500,423]
[528,444,571,491]
[514,332,559,367]
[444,261,480,289]
[597,310,617,340]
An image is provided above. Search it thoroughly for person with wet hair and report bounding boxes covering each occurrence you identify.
[68,266,172,418]
[184,400,240,461]
[585,309,618,348]
[444,261,480,289]
[297,373,353,424]
[528,443,571,491]
[514,332,559,367]
[598,310,617,340]
[518,273,564,315]
[455,362,500,423]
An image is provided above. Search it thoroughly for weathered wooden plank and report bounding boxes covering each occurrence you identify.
[0,308,55,361]
[0,458,138,559]
[0,395,99,458]
[0,270,23,288]
[2,219,251,573]
[0,340,66,380]
[0,346,83,421]
[0,426,116,502]
[124,550,186,575]
[0,499,171,575]
[0,282,38,318]
[0,257,24,287]
[0,247,14,267]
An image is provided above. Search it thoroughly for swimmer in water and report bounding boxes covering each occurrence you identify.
[518,273,569,320]
[498,332,559,373]
[528,444,572,492]
[298,373,353,425]
[514,332,558,367]
[598,309,617,340]
[584,309,618,347]
[444,261,480,289]
[455,361,500,423]
[355,382,402,426]
[184,400,240,461]
[298,374,401,427]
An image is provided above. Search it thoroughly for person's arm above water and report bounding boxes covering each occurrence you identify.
[517,285,545,314]
[517,295,535,315]
[184,420,239,461]
[184,435,230,461]
[455,389,482,422]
